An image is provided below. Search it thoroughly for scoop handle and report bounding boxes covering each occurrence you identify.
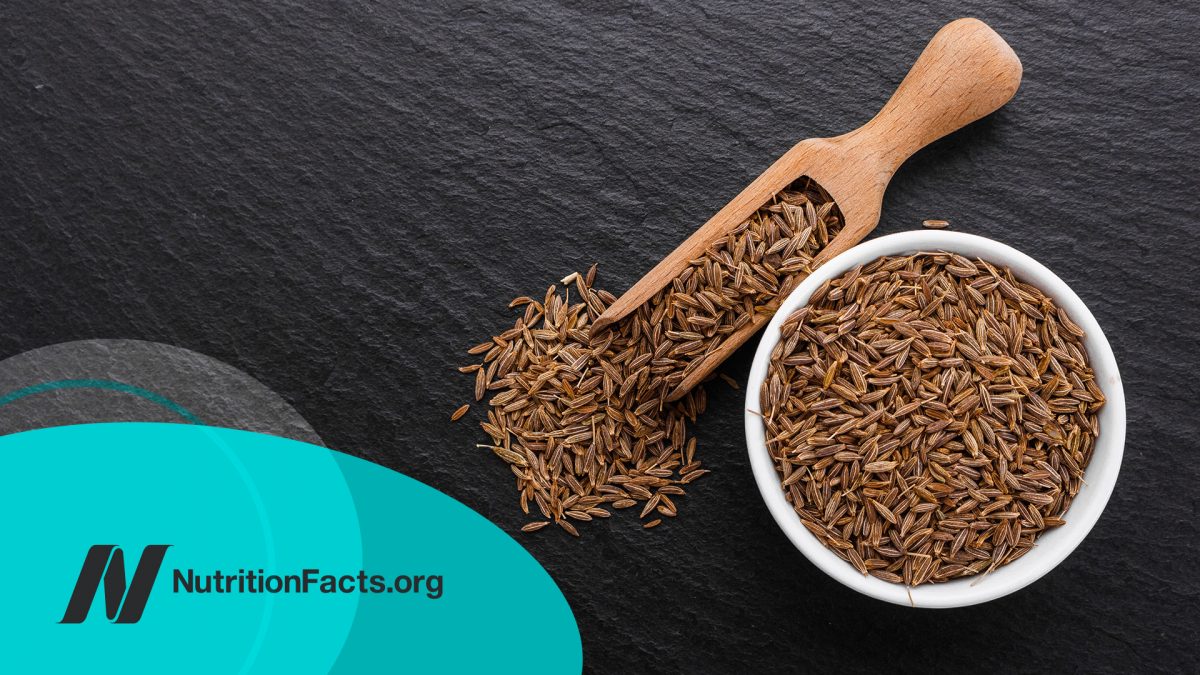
[842,18,1022,168]
[591,18,1020,338]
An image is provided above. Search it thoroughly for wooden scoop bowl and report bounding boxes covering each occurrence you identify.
[589,18,1023,401]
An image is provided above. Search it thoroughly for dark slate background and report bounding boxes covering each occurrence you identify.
[2,1,1197,671]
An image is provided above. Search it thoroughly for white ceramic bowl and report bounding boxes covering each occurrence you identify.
[744,231,1125,608]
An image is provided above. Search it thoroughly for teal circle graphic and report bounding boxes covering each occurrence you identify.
[0,379,202,423]
[0,423,582,674]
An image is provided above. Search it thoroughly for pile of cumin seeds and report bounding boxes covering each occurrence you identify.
[461,266,708,537]
[460,181,845,536]
[760,252,1105,584]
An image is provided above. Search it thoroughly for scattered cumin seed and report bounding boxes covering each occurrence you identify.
[521,521,550,532]
[473,368,486,401]
[643,519,662,529]
[719,373,741,390]
[450,404,470,421]
[922,219,950,229]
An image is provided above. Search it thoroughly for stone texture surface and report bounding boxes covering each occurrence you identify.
[2,1,1198,671]
[0,339,322,444]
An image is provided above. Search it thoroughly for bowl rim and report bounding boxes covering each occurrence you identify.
[743,230,1126,608]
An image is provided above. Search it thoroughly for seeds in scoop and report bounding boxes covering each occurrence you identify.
[462,178,844,535]
[760,252,1104,584]
[450,404,470,421]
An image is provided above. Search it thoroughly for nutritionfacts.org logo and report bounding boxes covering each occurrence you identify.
[60,544,444,623]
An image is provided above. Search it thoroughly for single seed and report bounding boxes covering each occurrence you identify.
[467,340,493,355]
[450,404,470,421]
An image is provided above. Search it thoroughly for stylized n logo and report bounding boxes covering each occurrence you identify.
[60,545,170,624]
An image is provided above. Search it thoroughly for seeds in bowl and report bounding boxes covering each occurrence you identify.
[759,252,1105,585]
[460,180,844,535]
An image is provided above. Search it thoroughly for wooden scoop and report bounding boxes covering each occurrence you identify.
[590,18,1022,401]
